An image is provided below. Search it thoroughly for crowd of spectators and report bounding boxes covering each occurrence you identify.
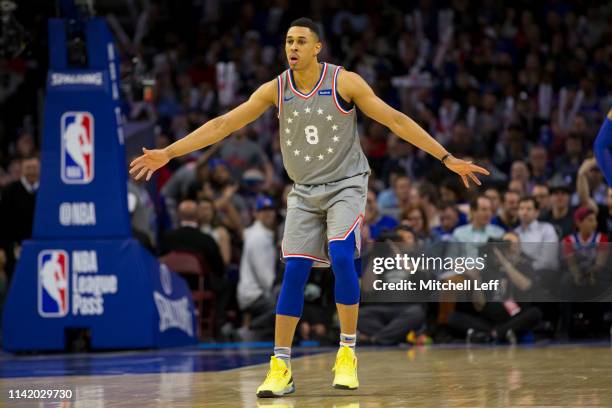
[1,1,612,344]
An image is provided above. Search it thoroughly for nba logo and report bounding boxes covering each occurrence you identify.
[38,250,69,317]
[61,111,94,184]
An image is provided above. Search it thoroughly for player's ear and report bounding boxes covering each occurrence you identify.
[315,41,322,56]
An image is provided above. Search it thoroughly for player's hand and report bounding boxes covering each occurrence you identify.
[443,155,490,188]
[129,148,170,181]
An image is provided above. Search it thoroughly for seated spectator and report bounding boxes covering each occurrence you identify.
[484,187,502,217]
[197,198,232,266]
[561,207,609,287]
[413,182,441,228]
[432,202,466,241]
[363,190,398,241]
[236,196,278,340]
[160,199,227,331]
[207,158,249,232]
[216,126,274,189]
[532,184,551,214]
[377,175,412,220]
[0,155,40,280]
[554,132,584,187]
[401,203,439,243]
[510,160,530,195]
[299,266,334,344]
[539,177,575,239]
[358,226,426,345]
[448,232,542,343]
[452,195,505,245]
[127,190,156,254]
[529,145,552,186]
[603,187,612,240]
[559,206,610,337]
[576,158,612,239]
[515,196,559,283]
[438,195,505,330]
[492,190,520,231]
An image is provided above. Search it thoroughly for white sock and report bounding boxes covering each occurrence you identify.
[340,333,356,350]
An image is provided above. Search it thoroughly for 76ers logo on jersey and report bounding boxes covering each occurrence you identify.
[38,250,69,317]
[61,112,94,184]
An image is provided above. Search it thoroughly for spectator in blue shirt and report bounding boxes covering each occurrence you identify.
[364,190,398,241]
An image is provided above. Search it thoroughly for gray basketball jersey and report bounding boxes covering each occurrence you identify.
[277,62,370,185]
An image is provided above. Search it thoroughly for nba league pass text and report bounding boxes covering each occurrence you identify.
[39,250,117,317]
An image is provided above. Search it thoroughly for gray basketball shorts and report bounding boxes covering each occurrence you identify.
[281,172,368,268]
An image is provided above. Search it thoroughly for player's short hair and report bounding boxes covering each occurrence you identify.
[289,17,322,40]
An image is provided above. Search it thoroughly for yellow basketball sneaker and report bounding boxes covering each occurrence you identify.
[256,356,295,398]
[332,346,359,390]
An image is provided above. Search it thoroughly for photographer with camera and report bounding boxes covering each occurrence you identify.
[448,232,542,344]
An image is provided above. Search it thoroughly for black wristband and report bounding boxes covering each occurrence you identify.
[441,153,451,164]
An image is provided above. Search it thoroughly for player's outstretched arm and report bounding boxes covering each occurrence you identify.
[130,79,277,181]
[339,70,489,188]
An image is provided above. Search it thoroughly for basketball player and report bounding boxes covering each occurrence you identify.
[130,18,489,398]
[594,109,612,186]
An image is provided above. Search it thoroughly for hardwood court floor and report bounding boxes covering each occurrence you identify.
[2,345,612,407]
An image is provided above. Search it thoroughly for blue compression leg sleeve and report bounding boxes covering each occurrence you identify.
[276,257,313,317]
[329,231,361,305]
[594,114,612,187]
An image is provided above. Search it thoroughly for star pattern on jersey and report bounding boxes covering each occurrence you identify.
[281,106,346,165]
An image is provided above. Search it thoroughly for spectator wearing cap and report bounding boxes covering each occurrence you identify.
[515,196,559,277]
[237,196,278,339]
[540,177,575,239]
